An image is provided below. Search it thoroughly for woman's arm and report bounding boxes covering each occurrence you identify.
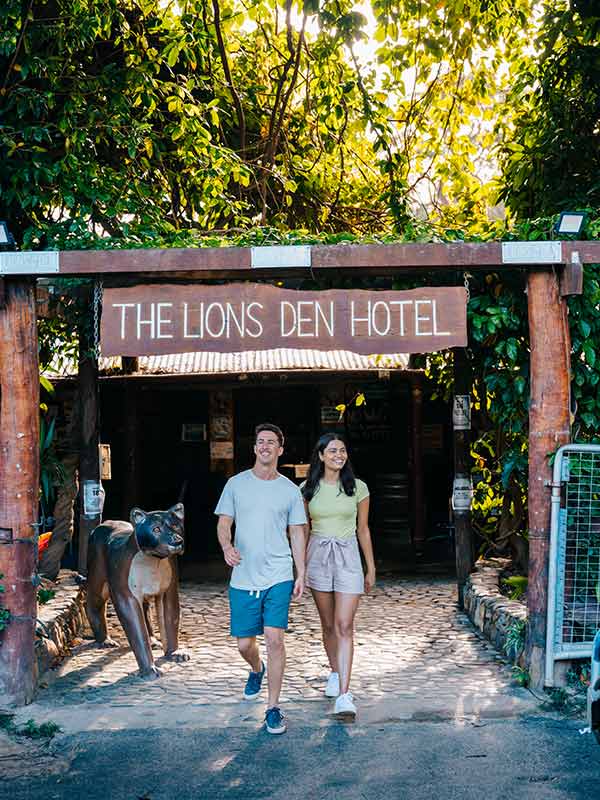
[357,497,376,593]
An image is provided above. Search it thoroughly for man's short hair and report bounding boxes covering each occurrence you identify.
[255,423,284,446]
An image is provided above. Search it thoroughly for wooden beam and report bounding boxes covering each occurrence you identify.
[3,240,600,280]
[526,269,571,689]
[0,279,39,705]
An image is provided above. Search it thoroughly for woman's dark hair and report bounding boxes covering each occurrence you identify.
[301,432,356,502]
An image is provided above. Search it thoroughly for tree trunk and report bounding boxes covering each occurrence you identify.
[38,455,79,581]
[526,269,571,689]
[0,279,39,705]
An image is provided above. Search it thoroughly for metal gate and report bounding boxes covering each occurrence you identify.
[546,444,600,685]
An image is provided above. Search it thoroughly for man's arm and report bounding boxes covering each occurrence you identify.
[217,515,241,567]
[289,524,306,600]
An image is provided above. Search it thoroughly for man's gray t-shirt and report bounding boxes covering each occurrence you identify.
[214,470,307,591]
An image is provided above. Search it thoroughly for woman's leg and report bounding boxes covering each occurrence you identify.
[311,589,338,672]
[333,592,361,695]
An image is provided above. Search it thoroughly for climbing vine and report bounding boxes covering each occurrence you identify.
[0,575,10,635]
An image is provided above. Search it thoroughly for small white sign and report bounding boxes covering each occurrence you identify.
[501,241,562,264]
[452,477,473,512]
[251,245,311,268]
[0,251,60,275]
[453,395,471,430]
[83,480,105,518]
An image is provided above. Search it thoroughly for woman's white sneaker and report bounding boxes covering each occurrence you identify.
[325,672,340,698]
[334,692,356,719]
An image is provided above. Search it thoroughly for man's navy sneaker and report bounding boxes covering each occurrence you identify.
[243,661,265,700]
[265,706,286,735]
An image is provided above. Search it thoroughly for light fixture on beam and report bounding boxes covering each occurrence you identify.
[0,221,15,249]
[555,211,586,237]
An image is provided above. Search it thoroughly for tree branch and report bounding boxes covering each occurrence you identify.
[211,0,246,155]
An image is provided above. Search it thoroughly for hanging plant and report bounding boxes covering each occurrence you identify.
[0,575,10,635]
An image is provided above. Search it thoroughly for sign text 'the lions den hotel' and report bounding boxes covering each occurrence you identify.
[101,283,467,357]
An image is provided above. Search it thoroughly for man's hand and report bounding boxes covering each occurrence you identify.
[292,575,304,601]
[222,544,242,567]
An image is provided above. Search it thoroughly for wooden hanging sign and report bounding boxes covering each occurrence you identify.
[100,283,467,356]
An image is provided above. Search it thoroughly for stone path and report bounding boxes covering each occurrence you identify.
[24,577,537,728]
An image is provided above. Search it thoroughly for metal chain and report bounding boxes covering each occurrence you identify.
[463,271,470,303]
[93,279,103,360]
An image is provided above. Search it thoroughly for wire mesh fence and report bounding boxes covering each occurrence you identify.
[547,445,600,684]
[557,448,600,646]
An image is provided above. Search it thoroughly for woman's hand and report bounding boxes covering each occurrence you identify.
[364,569,376,594]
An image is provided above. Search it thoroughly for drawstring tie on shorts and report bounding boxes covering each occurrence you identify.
[316,537,353,568]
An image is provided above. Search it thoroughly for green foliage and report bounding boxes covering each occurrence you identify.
[502,576,528,601]
[39,412,66,522]
[498,2,600,217]
[0,714,61,740]
[18,719,61,739]
[567,271,600,440]
[543,687,570,711]
[504,618,527,661]
[566,662,591,691]
[511,666,530,687]
[0,575,9,634]
[37,588,56,605]
[2,0,537,246]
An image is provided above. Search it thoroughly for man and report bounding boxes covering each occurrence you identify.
[215,422,306,735]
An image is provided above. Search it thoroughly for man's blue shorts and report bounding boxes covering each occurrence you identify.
[228,580,294,638]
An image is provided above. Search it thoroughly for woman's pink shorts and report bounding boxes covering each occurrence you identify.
[306,534,364,594]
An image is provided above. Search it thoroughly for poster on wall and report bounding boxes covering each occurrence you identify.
[210,441,234,460]
[211,415,233,440]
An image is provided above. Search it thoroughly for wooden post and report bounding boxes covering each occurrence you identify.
[123,379,140,516]
[0,279,39,705]
[77,301,101,575]
[410,376,425,556]
[526,269,571,688]
[453,347,474,607]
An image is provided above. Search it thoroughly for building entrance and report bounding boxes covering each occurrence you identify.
[97,371,455,576]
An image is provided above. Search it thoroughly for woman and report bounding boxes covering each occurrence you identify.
[301,432,376,719]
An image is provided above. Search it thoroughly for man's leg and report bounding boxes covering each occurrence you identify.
[263,626,285,707]
[262,580,294,708]
[229,586,264,692]
[237,636,262,672]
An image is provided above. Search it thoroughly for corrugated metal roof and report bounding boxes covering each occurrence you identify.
[127,349,408,374]
[46,349,410,377]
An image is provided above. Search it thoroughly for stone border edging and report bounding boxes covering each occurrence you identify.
[463,559,527,668]
[35,570,86,682]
